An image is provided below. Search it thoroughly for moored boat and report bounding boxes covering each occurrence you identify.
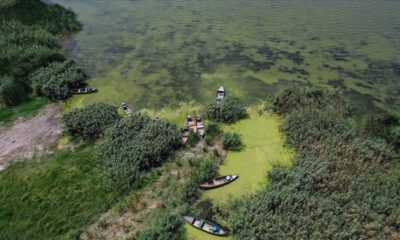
[121,102,133,117]
[71,88,97,94]
[199,175,238,190]
[216,86,225,104]
[183,215,228,236]
[187,114,197,132]
[181,125,190,144]
[195,114,205,137]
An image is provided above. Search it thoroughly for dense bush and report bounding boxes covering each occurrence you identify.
[222,132,243,151]
[97,114,180,192]
[205,97,247,123]
[0,75,26,105]
[196,159,217,183]
[231,85,400,239]
[62,103,119,140]
[361,113,400,151]
[187,129,200,147]
[31,60,85,100]
[134,212,185,240]
[0,0,83,106]
[180,181,200,203]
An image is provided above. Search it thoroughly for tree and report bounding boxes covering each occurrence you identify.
[205,97,247,123]
[62,103,120,140]
[222,132,243,151]
[0,75,26,105]
[31,60,85,100]
[97,114,180,192]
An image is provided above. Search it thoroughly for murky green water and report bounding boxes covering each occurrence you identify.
[54,0,400,112]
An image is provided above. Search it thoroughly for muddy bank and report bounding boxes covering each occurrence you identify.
[0,103,63,170]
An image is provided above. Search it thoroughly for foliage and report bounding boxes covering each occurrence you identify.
[231,85,400,239]
[31,60,85,100]
[134,211,186,240]
[0,146,117,240]
[187,129,200,147]
[0,95,49,126]
[0,75,26,105]
[205,97,248,123]
[0,0,83,106]
[361,113,400,151]
[97,114,180,192]
[0,0,82,35]
[180,181,200,204]
[62,103,120,140]
[195,159,217,183]
[206,122,222,139]
[222,132,243,151]
[269,84,349,116]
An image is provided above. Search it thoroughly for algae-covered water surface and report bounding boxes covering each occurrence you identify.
[54,0,400,112]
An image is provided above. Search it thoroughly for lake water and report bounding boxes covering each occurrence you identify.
[54,0,400,112]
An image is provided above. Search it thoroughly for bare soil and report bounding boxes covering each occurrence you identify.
[0,103,63,170]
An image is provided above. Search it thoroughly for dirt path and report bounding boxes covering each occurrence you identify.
[0,103,63,170]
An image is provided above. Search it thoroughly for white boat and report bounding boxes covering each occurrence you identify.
[216,86,225,104]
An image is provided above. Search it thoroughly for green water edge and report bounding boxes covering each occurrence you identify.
[185,107,293,240]
[55,0,400,114]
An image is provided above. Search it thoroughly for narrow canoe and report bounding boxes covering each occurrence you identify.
[121,103,133,117]
[216,86,225,104]
[183,215,228,236]
[182,125,190,144]
[199,175,239,190]
[196,115,205,137]
[71,88,97,94]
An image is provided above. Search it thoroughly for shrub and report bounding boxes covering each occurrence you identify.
[205,97,247,123]
[196,159,217,183]
[187,129,200,147]
[180,181,199,203]
[361,114,400,151]
[31,60,85,101]
[205,122,222,138]
[97,114,180,192]
[135,212,185,240]
[0,75,26,105]
[62,103,120,140]
[222,132,243,151]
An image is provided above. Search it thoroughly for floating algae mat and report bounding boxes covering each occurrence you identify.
[54,0,400,113]
[186,109,293,240]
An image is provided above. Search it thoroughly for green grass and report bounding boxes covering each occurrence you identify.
[0,145,117,240]
[0,96,49,127]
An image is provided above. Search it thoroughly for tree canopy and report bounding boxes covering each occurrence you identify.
[97,114,180,192]
[205,97,247,123]
[62,103,120,140]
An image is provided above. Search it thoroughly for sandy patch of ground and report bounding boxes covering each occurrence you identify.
[0,103,63,170]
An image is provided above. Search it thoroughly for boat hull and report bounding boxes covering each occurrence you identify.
[183,215,228,236]
[199,175,238,190]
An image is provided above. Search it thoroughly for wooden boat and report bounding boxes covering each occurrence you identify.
[181,125,190,144]
[71,88,97,94]
[199,175,239,190]
[121,103,133,117]
[187,115,197,132]
[216,86,225,104]
[195,114,205,137]
[183,215,228,236]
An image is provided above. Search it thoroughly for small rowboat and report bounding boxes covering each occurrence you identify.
[71,88,97,94]
[216,86,225,104]
[196,114,205,137]
[199,175,238,190]
[183,215,228,236]
[121,103,133,117]
[187,115,197,132]
[181,125,190,144]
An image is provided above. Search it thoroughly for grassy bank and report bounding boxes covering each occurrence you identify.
[0,96,49,127]
[0,145,117,239]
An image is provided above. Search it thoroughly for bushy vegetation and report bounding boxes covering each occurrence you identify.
[222,132,243,151]
[97,114,180,192]
[361,113,400,151]
[205,97,247,123]
[134,211,186,240]
[195,159,218,183]
[0,96,49,126]
[231,85,400,239]
[187,129,200,147]
[0,0,83,106]
[62,103,120,140]
[205,122,223,145]
[32,60,85,100]
[0,146,117,239]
